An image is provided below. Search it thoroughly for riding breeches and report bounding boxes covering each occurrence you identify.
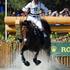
[26,15,44,31]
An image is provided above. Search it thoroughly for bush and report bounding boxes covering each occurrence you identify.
[0,13,5,40]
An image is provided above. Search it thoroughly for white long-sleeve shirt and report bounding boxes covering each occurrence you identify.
[22,1,48,15]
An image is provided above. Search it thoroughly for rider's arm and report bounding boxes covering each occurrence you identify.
[22,2,31,16]
[40,3,49,15]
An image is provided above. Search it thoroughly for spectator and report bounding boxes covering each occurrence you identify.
[59,8,70,16]
[11,11,16,16]
[48,10,52,16]
[51,11,59,16]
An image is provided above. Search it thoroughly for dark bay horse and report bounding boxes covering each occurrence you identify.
[19,19,51,66]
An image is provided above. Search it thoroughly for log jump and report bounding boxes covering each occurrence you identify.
[4,16,70,32]
[4,16,70,25]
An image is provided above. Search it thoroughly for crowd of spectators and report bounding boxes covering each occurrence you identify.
[7,4,70,17]
[10,8,70,17]
[49,8,70,16]
[0,0,70,17]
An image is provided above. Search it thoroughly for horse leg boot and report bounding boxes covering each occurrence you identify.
[21,46,30,66]
[33,51,41,65]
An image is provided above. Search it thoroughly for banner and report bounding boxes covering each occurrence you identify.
[51,42,70,56]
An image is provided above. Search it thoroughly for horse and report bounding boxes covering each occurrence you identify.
[19,19,51,66]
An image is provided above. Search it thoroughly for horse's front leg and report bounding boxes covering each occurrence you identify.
[21,45,30,66]
[33,51,41,65]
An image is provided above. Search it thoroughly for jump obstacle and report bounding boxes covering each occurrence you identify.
[4,16,70,68]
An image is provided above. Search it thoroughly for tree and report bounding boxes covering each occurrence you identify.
[8,0,70,12]
[0,12,5,39]
[8,0,30,10]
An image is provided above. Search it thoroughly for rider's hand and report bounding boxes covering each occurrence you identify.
[40,9,45,16]
[21,11,28,16]
[40,12,45,16]
[23,8,30,16]
[24,12,28,16]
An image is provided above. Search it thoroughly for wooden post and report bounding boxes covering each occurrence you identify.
[4,18,7,41]
[15,18,21,40]
[5,0,7,40]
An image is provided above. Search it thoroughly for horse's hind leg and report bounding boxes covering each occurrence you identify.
[33,51,41,65]
[21,45,30,66]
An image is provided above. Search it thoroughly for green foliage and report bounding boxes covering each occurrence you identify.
[8,0,30,10]
[0,13,5,40]
[7,34,16,42]
[51,32,58,39]
[0,13,4,22]
[0,12,4,30]
[8,0,70,11]
[0,32,4,40]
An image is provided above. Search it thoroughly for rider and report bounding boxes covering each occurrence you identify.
[22,0,49,37]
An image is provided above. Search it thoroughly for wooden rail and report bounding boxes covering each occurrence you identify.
[4,16,70,32]
[7,25,70,32]
[42,16,70,24]
[57,56,70,67]
[4,16,70,25]
[4,16,26,25]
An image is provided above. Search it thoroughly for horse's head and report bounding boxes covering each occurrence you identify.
[21,21,30,38]
[20,20,35,43]
[21,20,32,34]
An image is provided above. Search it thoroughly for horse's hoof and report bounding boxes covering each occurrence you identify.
[33,59,41,65]
[24,61,30,66]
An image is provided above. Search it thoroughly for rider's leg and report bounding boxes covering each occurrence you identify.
[27,15,43,30]
[36,20,47,37]
[27,16,47,37]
